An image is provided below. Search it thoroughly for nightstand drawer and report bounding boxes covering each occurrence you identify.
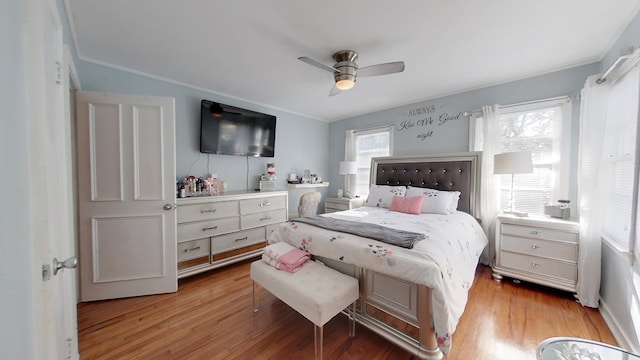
[326,202,351,211]
[501,235,577,262]
[501,252,577,282]
[502,224,578,244]
[325,197,365,213]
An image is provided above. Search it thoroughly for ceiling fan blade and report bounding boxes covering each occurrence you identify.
[329,84,341,96]
[358,61,405,77]
[298,56,340,74]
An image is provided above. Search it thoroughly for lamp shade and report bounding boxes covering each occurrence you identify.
[494,151,533,174]
[339,161,358,175]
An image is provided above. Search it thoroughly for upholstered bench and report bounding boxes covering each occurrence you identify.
[250,259,359,360]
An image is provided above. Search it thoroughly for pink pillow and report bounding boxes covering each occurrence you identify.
[389,195,424,215]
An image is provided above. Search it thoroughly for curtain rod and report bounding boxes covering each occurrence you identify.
[596,54,632,84]
[352,125,393,134]
[596,46,639,84]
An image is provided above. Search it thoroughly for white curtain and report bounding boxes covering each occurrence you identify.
[478,105,501,265]
[576,75,609,308]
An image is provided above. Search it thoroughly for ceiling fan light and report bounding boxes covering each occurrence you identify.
[336,79,355,90]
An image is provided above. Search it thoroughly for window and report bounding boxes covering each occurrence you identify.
[345,127,392,199]
[600,65,639,248]
[472,97,572,216]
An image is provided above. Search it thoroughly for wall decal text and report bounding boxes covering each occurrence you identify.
[396,104,463,142]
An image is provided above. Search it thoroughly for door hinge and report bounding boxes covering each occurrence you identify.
[55,61,62,85]
[42,264,51,281]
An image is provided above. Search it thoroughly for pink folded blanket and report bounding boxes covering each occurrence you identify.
[262,242,309,272]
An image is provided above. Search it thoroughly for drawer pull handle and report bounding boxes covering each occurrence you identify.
[184,246,201,252]
[201,209,217,213]
[531,230,541,235]
[235,236,248,242]
[260,216,272,221]
[531,262,540,268]
[260,201,271,207]
[531,244,540,250]
[203,226,218,231]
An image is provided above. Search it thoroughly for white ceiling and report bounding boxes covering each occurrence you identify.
[66,0,640,122]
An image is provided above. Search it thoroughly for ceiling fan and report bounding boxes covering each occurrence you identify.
[297,50,405,96]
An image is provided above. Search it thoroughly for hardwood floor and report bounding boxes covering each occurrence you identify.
[78,261,616,359]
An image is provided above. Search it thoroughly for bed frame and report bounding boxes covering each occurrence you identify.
[319,152,482,360]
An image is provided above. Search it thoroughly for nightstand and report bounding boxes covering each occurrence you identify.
[492,213,580,293]
[325,197,365,213]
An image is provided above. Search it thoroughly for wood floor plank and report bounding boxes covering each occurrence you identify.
[78,260,617,359]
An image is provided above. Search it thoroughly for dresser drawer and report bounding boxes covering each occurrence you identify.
[211,227,265,254]
[177,200,239,223]
[501,235,577,262]
[241,208,287,229]
[500,251,577,282]
[501,224,578,244]
[177,238,210,262]
[177,217,240,242]
[240,195,286,215]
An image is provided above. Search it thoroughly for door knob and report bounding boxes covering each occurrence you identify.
[53,256,78,275]
[163,203,173,210]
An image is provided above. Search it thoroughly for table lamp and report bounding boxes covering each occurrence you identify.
[494,151,533,216]
[339,161,358,199]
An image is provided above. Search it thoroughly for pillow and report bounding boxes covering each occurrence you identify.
[389,195,424,215]
[449,191,461,213]
[405,186,455,215]
[365,185,407,208]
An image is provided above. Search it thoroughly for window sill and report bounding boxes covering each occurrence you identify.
[601,234,633,264]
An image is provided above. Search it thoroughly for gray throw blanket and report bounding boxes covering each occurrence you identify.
[293,215,425,249]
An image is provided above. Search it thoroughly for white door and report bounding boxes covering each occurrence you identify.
[77,91,177,301]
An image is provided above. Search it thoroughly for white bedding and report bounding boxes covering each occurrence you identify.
[267,207,488,355]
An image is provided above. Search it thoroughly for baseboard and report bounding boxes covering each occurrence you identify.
[600,299,640,353]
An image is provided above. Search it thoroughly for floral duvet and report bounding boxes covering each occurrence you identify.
[267,207,488,355]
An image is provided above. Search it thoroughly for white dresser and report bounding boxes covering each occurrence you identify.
[492,213,580,293]
[324,197,366,213]
[176,191,288,278]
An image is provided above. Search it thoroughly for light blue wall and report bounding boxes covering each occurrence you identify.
[76,61,330,213]
[327,64,596,215]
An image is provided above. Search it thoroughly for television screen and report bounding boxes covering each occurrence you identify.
[200,100,276,157]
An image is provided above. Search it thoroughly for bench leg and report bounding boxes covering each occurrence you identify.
[348,301,356,338]
[314,324,323,360]
[252,280,259,313]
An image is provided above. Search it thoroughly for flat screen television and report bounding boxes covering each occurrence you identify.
[200,100,276,157]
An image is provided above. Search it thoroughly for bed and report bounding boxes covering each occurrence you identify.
[267,152,487,359]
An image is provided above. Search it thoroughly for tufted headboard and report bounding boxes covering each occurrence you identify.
[370,152,482,215]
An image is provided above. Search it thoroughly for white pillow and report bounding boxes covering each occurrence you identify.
[366,185,407,208]
[449,191,461,213]
[405,187,459,214]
